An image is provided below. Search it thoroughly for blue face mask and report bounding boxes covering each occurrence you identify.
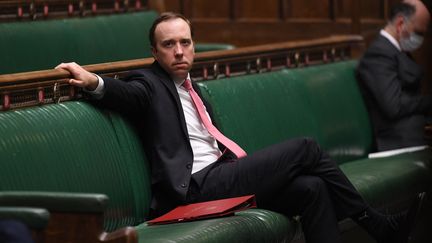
[400,26,424,52]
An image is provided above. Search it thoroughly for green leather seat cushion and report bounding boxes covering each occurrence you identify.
[135,209,295,243]
[0,102,151,231]
[0,101,295,241]
[340,148,432,205]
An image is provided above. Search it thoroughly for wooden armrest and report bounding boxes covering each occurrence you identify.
[0,191,107,212]
[0,191,137,243]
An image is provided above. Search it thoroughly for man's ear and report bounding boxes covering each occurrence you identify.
[395,15,406,36]
[151,46,158,60]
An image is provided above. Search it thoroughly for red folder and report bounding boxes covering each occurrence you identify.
[147,195,256,225]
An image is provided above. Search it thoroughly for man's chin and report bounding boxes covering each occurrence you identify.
[171,70,189,80]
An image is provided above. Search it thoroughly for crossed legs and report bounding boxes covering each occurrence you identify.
[188,137,367,243]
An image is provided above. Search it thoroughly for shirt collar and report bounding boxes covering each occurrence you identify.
[380,29,401,52]
[174,73,191,89]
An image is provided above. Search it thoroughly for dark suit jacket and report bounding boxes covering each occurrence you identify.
[96,61,232,217]
[356,34,432,151]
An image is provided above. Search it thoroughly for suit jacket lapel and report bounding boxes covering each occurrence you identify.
[151,62,190,139]
[376,36,423,87]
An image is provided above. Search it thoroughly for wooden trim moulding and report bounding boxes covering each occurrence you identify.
[0,35,362,86]
[0,35,364,110]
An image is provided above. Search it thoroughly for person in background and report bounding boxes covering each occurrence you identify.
[57,12,425,243]
[356,0,432,151]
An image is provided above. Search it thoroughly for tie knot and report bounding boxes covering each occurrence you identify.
[183,78,193,91]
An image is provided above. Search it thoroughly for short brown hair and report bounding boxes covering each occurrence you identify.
[149,12,194,48]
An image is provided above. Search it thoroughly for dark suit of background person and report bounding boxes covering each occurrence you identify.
[356,1,432,151]
[57,12,424,243]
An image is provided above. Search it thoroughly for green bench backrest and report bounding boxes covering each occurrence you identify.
[0,102,151,231]
[0,11,157,74]
[197,61,373,163]
[0,11,235,75]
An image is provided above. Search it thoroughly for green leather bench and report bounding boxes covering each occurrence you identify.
[196,60,432,210]
[0,11,234,74]
[0,102,293,242]
[0,60,430,242]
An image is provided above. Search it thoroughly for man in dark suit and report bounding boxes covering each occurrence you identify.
[357,0,432,151]
[57,12,424,243]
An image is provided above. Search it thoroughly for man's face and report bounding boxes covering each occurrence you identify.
[398,1,430,42]
[395,7,429,52]
[400,14,428,40]
[151,18,195,81]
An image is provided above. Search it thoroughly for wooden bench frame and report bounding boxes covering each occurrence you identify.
[0,35,364,111]
[0,0,165,21]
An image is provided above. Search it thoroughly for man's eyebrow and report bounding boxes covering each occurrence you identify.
[161,39,174,44]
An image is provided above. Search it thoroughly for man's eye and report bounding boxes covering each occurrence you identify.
[181,40,191,46]
[163,42,174,47]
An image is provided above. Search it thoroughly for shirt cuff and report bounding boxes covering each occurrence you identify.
[84,74,105,99]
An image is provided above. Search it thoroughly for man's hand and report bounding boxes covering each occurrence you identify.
[55,62,99,91]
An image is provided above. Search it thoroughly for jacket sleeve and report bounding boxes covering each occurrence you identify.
[357,48,432,120]
[94,70,154,115]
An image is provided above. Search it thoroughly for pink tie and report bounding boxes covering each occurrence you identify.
[183,78,247,159]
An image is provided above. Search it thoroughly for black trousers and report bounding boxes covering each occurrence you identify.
[187,137,367,243]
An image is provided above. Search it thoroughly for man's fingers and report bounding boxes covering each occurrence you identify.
[69,79,86,87]
[55,62,75,71]
[54,63,66,70]
[57,62,94,88]
[55,62,80,73]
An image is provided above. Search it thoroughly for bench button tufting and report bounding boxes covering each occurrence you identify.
[181,183,187,188]
[186,164,192,169]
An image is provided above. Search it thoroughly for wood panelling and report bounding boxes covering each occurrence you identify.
[192,21,352,46]
[334,0,351,18]
[163,0,431,93]
[160,0,180,12]
[360,1,384,19]
[286,0,330,19]
[163,0,431,47]
[235,0,279,20]
[188,0,230,19]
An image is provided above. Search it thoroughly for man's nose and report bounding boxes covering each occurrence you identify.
[174,43,183,56]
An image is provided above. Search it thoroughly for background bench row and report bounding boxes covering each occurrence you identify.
[0,9,234,75]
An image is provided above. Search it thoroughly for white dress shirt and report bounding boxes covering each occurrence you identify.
[380,29,401,52]
[89,74,221,174]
